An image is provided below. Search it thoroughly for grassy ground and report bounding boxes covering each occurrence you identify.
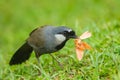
[0,0,120,80]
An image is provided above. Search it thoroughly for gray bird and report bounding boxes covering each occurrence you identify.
[9,25,77,65]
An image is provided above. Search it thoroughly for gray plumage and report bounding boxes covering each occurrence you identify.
[9,25,77,65]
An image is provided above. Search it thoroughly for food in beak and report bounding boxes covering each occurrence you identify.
[74,31,92,61]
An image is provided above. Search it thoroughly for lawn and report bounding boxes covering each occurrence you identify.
[0,0,120,80]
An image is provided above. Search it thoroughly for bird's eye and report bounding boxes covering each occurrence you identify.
[69,31,75,35]
[63,31,68,35]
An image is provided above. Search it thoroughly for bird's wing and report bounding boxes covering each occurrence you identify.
[27,26,45,48]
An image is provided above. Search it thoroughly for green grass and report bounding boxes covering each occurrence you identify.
[0,0,120,80]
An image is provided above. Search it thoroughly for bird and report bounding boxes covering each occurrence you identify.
[9,25,77,65]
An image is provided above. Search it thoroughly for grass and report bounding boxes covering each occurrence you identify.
[0,0,120,80]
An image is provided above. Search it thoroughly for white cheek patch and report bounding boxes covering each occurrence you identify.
[55,34,66,45]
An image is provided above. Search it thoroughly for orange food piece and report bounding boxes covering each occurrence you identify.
[75,39,91,50]
[75,39,91,60]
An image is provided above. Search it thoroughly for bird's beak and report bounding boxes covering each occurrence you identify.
[69,35,78,39]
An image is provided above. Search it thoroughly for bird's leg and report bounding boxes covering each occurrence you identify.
[49,54,63,67]
[35,52,40,64]
[35,53,49,77]
[35,52,43,75]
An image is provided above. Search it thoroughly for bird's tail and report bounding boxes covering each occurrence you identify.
[9,42,33,65]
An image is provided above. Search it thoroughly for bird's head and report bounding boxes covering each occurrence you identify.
[53,26,77,45]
